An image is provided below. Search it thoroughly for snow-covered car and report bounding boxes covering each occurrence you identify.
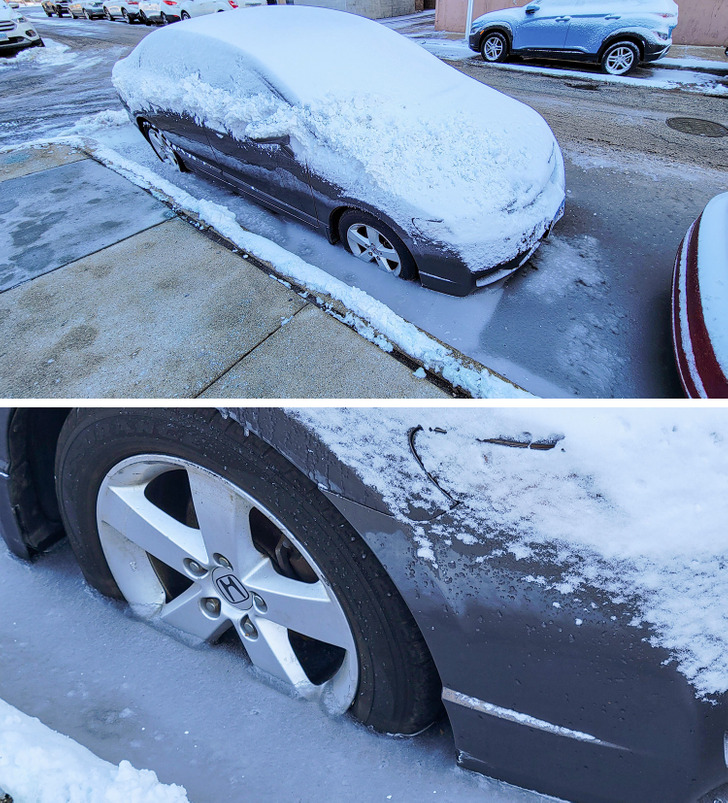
[112,6,565,297]
[3,407,728,802]
[137,0,246,25]
[469,0,678,76]
[671,192,728,398]
[41,0,70,15]
[0,0,43,51]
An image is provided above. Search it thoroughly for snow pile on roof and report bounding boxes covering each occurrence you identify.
[112,6,564,271]
[0,699,189,803]
[293,407,728,698]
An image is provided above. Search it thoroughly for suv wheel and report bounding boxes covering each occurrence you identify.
[601,41,639,75]
[480,31,509,63]
[55,409,442,734]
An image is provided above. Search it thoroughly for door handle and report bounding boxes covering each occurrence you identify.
[605,14,620,19]
[555,15,570,21]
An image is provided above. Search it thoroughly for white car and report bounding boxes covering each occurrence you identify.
[138,0,260,25]
[0,0,43,52]
[102,0,142,21]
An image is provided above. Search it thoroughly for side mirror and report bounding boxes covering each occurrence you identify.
[525,3,539,14]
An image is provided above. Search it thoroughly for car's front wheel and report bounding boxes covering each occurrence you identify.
[601,41,639,75]
[338,210,417,281]
[180,9,189,18]
[480,30,509,63]
[55,409,442,734]
[141,120,185,171]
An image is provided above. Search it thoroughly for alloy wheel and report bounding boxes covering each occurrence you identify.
[346,223,402,275]
[96,455,359,713]
[483,34,504,62]
[604,46,636,75]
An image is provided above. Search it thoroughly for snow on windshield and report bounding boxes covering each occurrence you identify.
[291,407,728,699]
[112,6,564,272]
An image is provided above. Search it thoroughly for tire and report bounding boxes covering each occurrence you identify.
[180,10,189,18]
[160,11,169,22]
[480,30,509,63]
[140,120,185,171]
[55,409,442,735]
[83,9,91,18]
[103,7,112,18]
[338,209,417,281]
[35,37,46,46]
[601,40,639,76]
[44,9,53,15]
[121,7,131,21]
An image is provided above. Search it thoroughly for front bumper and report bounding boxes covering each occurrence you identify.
[0,26,42,51]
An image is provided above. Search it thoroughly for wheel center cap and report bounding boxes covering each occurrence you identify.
[211,567,252,610]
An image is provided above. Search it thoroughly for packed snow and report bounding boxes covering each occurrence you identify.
[292,407,728,699]
[112,6,565,273]
[0,699,189,803]
[0,37,75,70]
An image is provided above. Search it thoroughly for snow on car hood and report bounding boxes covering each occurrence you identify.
[291,407,728,700]
[112,6,564,271]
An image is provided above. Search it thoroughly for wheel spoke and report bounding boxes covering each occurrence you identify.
[236,617,312,690]
[186,468,261,575]
[159,584,230,642]
[100,483,207,570]
[242,561,353,650]
[348,229,370,250]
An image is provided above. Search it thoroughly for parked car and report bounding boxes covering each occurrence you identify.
[112,6,565,297]
[138,0,254,24]
[0,0,43,52]
[41,0,70,15]
[469,0,678,76]
[3,406,728,802]
[671,192,728,398]
[102,0,141,21]
[67,0,104,17]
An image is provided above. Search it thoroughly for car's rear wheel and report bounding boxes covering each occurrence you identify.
[480,31,509,63]
[44,8,53,15]
[180,9,189,18]
[601,41,639,75]
[338,210,417,281]
[83,9,91,18]
[55,409,442,734]
[141,120,185,171]
[103,7,112,18]
[121,7,130,20]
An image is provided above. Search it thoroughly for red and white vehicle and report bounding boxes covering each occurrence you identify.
[671,192,728,398]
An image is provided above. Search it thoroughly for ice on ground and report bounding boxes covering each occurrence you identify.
[0,698,189,803]
[112,5,564,273]
[0,38,75,70]
[293,408,728,699]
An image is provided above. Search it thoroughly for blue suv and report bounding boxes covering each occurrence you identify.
[469,0,678,75]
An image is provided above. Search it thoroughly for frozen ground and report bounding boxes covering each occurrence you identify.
[0,539,552,803]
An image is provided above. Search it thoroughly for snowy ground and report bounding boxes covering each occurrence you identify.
[0,539,551,803]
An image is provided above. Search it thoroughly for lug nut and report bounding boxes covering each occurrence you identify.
[202,598,221,616]
[214,554,232,569]
[184,558,206,577]
[241,617,258,639]
[252,594,267,613]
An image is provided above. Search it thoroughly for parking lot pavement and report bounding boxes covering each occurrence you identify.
[0,145,449,399]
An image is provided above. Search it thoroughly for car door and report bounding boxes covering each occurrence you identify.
[210,129,319,227]
[564,0,615,54]
[512,0,571,51]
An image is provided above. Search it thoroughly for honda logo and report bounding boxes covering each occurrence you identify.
[215,573,250,605]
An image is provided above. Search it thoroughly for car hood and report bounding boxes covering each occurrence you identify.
[114,7,564,270]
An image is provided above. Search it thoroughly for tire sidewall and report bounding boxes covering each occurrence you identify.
[602,41,639,75]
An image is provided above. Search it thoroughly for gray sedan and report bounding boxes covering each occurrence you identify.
[469,0,678,75]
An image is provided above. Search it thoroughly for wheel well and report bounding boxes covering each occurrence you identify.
[477,26,512,51]
[6,408,71,559]
[599,35,645,60]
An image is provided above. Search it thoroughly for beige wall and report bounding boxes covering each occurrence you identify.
[435,0,728,48]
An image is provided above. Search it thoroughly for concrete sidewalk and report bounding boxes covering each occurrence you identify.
[0,145,450,399]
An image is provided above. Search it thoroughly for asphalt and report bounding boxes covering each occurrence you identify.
[0,145,450,399]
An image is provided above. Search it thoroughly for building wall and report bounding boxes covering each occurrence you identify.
[294,0,415,18]
[435,0,728,47]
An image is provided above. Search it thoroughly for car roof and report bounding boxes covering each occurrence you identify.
[154,6,461,106]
